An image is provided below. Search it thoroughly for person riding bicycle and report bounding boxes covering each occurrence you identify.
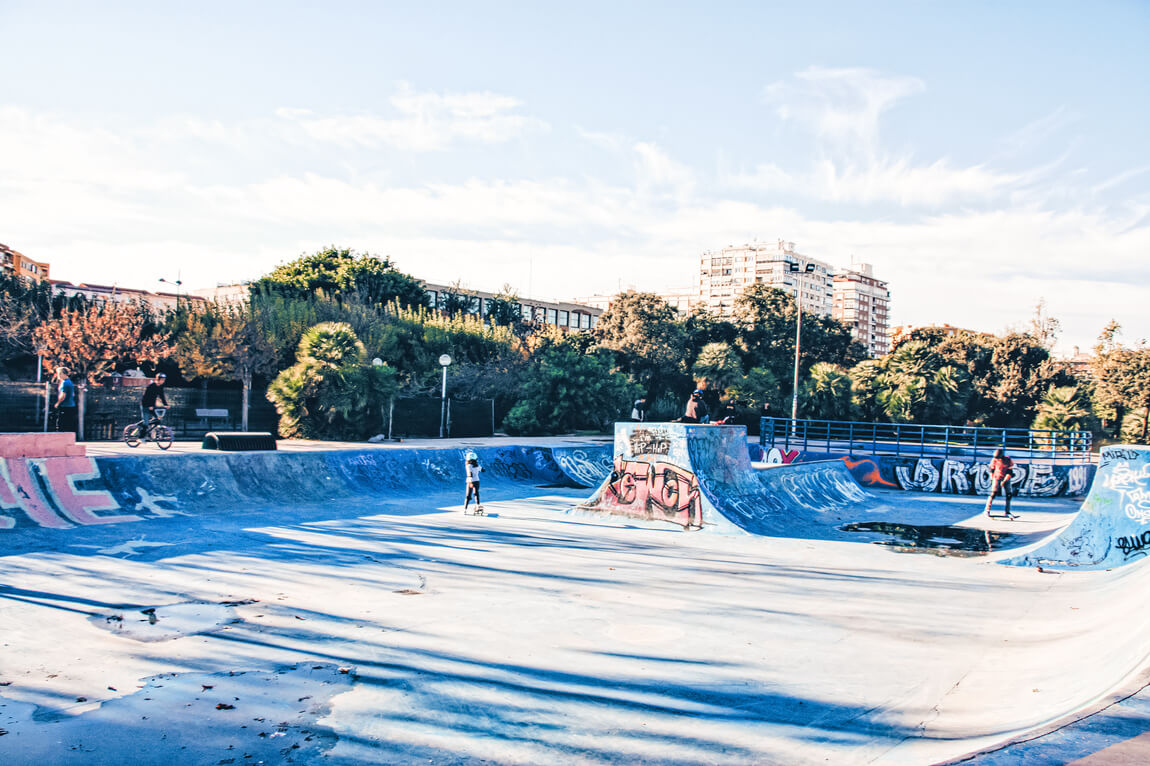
[141,373,169,425]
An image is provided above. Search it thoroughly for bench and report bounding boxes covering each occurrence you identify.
[193,408,233,432]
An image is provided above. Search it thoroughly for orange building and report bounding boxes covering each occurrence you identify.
[0,244,50,283]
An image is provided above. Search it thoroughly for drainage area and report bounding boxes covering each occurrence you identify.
[839,521,1016,556]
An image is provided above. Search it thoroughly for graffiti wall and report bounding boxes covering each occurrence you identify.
[763,447,1094,497]
[587,426,704,528]
[1004,445,1150,570]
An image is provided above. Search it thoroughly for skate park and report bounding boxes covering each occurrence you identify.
[0,424,1148,765]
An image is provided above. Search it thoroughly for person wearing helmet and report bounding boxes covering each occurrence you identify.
[141,372,169,426]
[464,451,486,515]
[682,389,709,424]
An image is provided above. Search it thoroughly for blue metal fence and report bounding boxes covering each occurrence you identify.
[760,417,1093,464]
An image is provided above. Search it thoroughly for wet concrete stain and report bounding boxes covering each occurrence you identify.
[840,522,1016,556]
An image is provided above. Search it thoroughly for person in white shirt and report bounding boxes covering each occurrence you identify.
[464,451,486,514]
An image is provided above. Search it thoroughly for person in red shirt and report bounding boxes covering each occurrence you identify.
[985,448,1017,518]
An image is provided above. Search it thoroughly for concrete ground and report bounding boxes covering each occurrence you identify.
[1,439,1148,764]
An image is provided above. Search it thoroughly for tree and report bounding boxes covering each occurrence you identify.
[266,322,398,440]
[485,284,524,327]
[726,366,782,412]
[34,301,171,384]
[1029,298,1061,350]
[594,292,688,399]
[174,304,279,430]
[253,247,427,309]
[502,342,638,435]
[875,341,971,424]
[849,359,886,421]
[1092,338,1150,442]
[692,342,742,394]
[1031,385,1095,435]
[799,362,853,420]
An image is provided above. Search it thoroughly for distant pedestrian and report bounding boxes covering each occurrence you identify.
[985,448,1017,518]
[630,397,648,422]
[682,389,709,424]
[52,366,78,436]
[715,399,736,425]
[464,451,486,515]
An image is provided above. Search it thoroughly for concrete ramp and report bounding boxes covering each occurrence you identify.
[1004,444,1150,570]
[578,423,886,536]
[0,444,602,531]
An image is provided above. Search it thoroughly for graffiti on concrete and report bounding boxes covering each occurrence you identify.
[1100,448,1143,468]
[1115,531,1150,560]
[628,428,672,457]
[553,449,613,487]
[888,457,1089,497]
[840,457,898,488]
[1103,461,1150,524]
[0,457,142,529]
[602,457,702,528]
[765,448,800,465]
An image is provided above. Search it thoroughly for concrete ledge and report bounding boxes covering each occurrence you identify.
[0,432,85,458]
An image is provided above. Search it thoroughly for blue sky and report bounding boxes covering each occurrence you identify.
[2,1,1147,353]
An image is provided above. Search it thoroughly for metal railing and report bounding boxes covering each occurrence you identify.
[760,417,1093,464]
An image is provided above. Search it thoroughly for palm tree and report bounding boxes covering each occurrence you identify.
[692,342,742,395]
[799,363,853,420]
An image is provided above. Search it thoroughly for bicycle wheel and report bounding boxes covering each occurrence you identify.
[149,424,174,450]
[123,423,143,448]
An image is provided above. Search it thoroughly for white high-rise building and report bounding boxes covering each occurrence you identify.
[832,263,891,357]
[698,240,834,318]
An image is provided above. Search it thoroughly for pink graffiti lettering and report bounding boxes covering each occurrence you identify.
[0,458,72,529]
[32,458,139,526]
[602,457,702,528]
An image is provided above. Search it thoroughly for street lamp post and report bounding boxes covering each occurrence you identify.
[439,354,452,438]
[789,261,816,421]
[159,276,183,309]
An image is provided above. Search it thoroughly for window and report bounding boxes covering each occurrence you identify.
[590,314,598,328]
[581,313,591,329]
[568,311,579,328]
[558,310,569,326]
[547,308,557,325]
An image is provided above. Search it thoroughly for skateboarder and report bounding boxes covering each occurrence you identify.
[682,390,709,423]
[985,448,1017,519]
[464,451,485,515]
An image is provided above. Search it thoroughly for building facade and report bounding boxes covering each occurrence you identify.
[1,244,50,283]
[423,282,602,331]
[698,240,834,318]
[832,263,891,357]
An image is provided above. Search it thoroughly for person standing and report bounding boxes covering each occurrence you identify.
[52,366,78,436]
[630,397,648,422]
[463,451,486,515]
[682,389,709,424]
[985,448,1018,519]
[141,373,169,424]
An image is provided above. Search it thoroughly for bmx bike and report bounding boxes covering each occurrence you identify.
[123,407,174,450]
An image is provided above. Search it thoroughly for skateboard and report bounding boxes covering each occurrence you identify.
[464,505,486,516]
[986,511,1019,520]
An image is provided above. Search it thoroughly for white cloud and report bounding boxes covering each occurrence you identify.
[274,83,548,151]
[2,104,1148,355]
[765,67,925,158]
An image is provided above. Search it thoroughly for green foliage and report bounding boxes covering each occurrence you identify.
[1121,409,1150,444]
[1090,323,1150,439]
[692,342,742,393]
[266,322,399,440]
[849,359,885,421]
[485,284,523,327]
[503,343,638,435]
[1031,385,1096,434]
[726,366,782,412]
[253,246,427,309]
[733,284,866,402]
[874,341,971,424]
[799,363,853,420]
[593,291,688,399]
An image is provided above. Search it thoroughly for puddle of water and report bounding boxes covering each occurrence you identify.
[840,521,1015,556]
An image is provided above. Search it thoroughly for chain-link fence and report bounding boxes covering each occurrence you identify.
[387,397,495,438]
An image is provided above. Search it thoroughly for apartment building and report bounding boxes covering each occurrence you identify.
[1,244,50,283]
[832,263,891,357]
[699,240,834,318]
[50,280,201,312]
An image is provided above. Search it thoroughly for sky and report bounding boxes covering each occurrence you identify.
[1,1,1148,354]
